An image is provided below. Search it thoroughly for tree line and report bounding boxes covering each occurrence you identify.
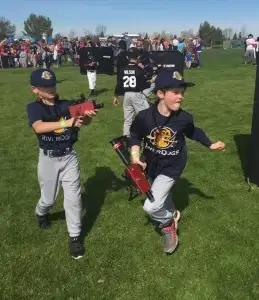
[0,14,251,46]
[0,14,108,41]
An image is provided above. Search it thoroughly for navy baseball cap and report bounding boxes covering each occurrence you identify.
[128,48,140,59]
[30,68,56,87]
[155,69,195,90]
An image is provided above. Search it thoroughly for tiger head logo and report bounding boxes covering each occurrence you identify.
[146,127,177,149]
[41,71,52,80]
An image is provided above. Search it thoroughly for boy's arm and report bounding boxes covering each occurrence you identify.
[184,119,225,150]
[184,119,212,148]
[27,103,74,134]
[129,113,146,168]
[129,113,145,148]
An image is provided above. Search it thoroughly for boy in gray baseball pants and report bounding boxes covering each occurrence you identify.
[26,68,96,259]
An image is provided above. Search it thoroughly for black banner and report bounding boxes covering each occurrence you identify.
[149,50,185,74]
[79,47,114,76]
[98,47,114,75]
[80,47,185,77]
[247,51,259,185]
[116,49,185,74]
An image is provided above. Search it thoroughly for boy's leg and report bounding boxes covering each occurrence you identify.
[123,92,135,136]
[143,174,178,253]
[36,150,61,228]
[87,71,91,90]
[143,174,175,226]
[87,71,96,94]
[91,71,97,91]
[132,92,150,114]
[60,151,82,238]
[60,150,84,259]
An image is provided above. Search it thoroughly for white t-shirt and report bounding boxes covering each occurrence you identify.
[246,38,255,50]
[172,38,179,46]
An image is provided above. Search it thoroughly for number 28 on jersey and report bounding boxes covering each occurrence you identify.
[123,70,136,88]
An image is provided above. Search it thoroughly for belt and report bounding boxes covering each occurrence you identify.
[42,147,73,158]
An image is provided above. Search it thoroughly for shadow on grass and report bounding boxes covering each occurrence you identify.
[50,167,127,236]
[144,178,215,233]
[95,88,109,96]
[50,173,214,239]
[56,79,68,84]
[173,178,214,211]
[80,167,127,242]
[233,134,251,180]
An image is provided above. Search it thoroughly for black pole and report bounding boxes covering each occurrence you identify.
[247,51,259,185]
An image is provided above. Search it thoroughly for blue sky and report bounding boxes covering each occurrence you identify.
[2,0,259,37]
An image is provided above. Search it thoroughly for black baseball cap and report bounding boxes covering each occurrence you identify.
[30,68,56,87]
[155,68,195,90]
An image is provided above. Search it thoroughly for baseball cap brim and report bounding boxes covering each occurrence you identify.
[30,81,56,87]
[156,81,195,90]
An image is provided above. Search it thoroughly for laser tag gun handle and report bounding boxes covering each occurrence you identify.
[69,93,104,117]
[110,136,154,201]
[125,163,154,201]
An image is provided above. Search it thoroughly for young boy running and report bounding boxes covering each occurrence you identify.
[129,68,225,254]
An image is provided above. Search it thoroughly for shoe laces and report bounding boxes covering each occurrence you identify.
[163,221,176,239]
[71,238,82,249]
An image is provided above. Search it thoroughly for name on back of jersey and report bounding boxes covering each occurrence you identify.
[124,70,135,75]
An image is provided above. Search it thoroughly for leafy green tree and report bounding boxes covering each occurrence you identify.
[23,14,53,39]
[0,17,15,40]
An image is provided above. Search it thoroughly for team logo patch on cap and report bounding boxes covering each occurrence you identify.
[41,71,52,80]
[173,71,183,81]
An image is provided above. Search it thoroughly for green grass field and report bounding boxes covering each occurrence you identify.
[1,49,259,300]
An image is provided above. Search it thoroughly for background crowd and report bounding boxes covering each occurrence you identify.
[0,34,203,69]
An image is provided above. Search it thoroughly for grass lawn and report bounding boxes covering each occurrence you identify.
[1,49,259,300]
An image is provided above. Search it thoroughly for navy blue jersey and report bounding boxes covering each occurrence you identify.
[130,104,212,179]
[114,63,151,96]
[26,99,79,150]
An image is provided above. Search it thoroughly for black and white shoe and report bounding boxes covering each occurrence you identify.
[36,213,51,229]
[69,237,85,259]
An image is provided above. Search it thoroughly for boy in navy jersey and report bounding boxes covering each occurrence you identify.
[26,68,96,259]
[129,68,225,254]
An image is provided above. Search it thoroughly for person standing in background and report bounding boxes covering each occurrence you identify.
[244,34,256,64]
[177,38,185,53]
[172,35,179,50]
[193,36,203,68]
[255,37,259,66]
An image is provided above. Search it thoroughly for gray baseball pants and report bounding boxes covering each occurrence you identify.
[35,148,82,237]
[143,174,176,227]
[123,91,150,136]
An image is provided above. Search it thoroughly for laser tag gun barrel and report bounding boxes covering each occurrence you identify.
[69,93,104,117]
[110,137,154,201]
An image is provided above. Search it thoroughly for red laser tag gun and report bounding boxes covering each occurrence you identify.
[110,136,154,201]
[69,93,104,117]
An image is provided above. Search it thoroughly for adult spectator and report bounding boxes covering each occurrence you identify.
[143,34,151,51]
[177,38,185,53]
[255,37,259,66]
[244,34,256,64]
[172,35,179,50]
[193,36,203,68]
